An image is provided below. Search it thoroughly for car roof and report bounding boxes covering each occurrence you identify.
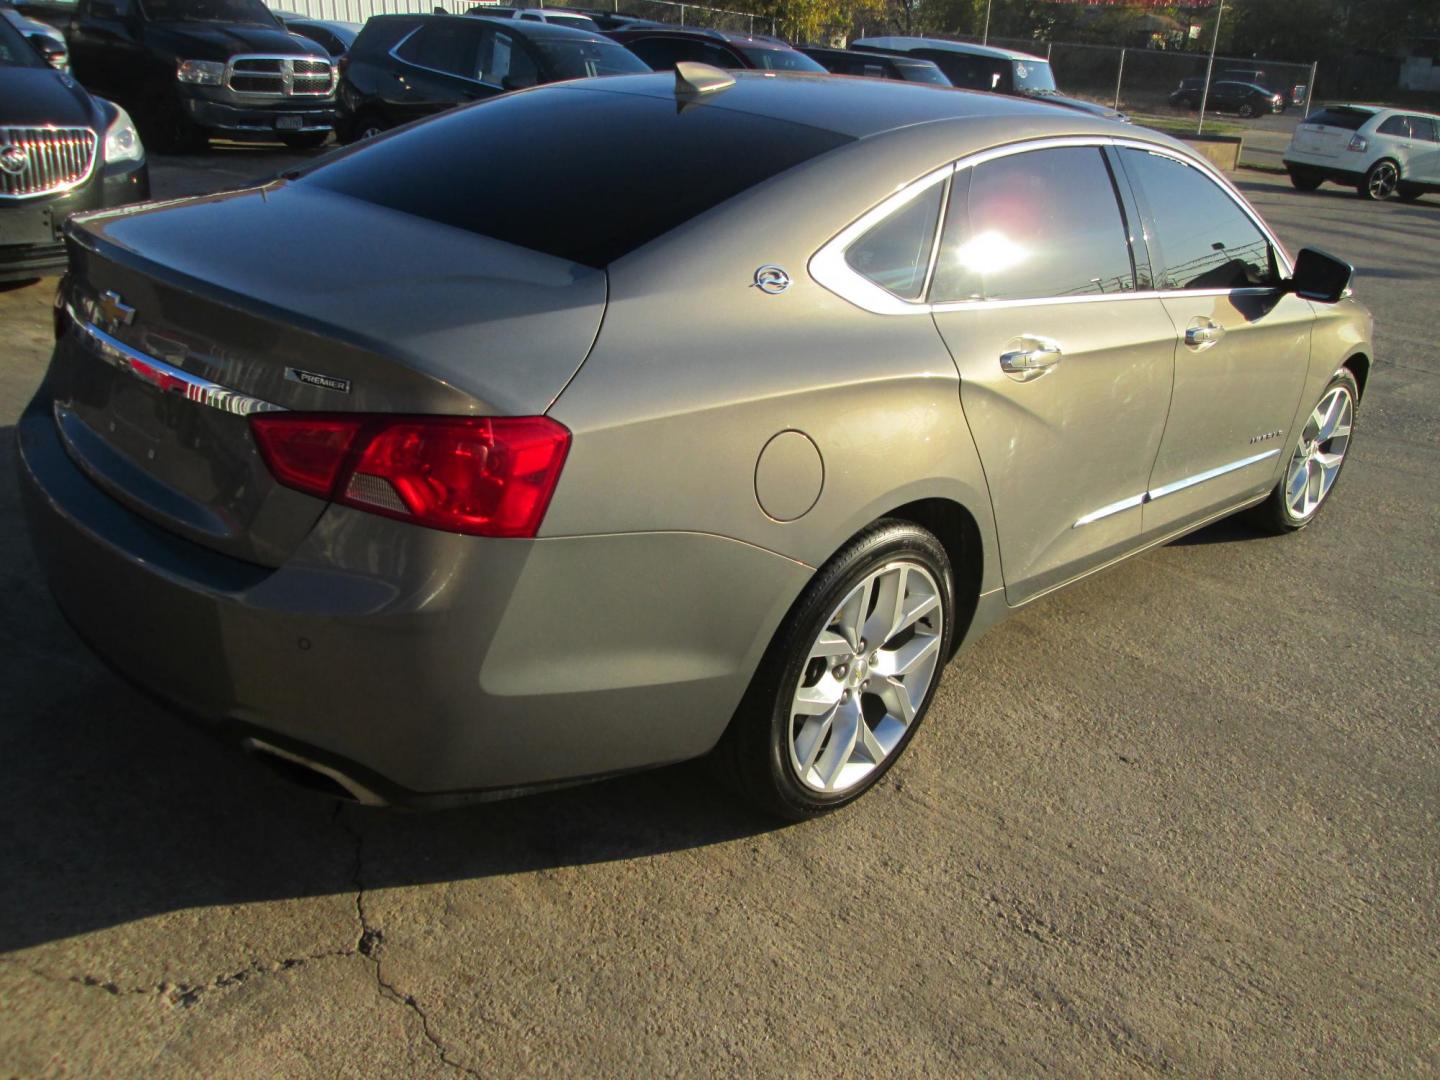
[573,69,1141,141]
[289,18,361,32]
[440,13,612,40]
[854,36,1046,64]
[613,25,793,49]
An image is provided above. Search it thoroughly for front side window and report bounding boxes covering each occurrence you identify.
[931,146,1134,303]
[737,46,827,72]
[1406,115,1439,142]
[844,181,945,302]
[1117,148,1276,291]
[1010,58,1057,94]
[478,29,538,86]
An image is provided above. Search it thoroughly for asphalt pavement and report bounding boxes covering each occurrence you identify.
[1,151,1436,1076]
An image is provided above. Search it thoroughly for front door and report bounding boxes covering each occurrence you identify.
[928,145,1177,603]
[1112,147,1313,534]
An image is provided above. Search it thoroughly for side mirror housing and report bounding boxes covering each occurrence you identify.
[1288,247,1353,304]
[28,33,68,69]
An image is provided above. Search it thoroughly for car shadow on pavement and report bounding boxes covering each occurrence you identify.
[0,430,776,954]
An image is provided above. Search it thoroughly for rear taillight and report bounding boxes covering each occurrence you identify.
[1347,135,1367,152]
[250,414,570,538]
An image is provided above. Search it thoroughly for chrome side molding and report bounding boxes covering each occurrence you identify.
[1073,448,1280,528]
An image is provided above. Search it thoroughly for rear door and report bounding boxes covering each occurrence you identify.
[1113,146,1313,534]
[390,21,489,121]
[927,144,1178,603]
[1402,115,1440,183]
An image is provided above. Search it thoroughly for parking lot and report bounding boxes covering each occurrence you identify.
[1,149,1437,1075]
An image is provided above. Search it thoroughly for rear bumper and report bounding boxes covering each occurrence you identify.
[17,390,809,803]
[0,159,148,283]
[1282,151,1364,183]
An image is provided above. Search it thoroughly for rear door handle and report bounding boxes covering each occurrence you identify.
[999,339,1062,382]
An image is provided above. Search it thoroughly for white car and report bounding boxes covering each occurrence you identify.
[1283,104,1440,201]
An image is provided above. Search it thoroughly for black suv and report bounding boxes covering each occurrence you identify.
[1,13,149,281]
[606,26,826,72]
[62,0,338,152]
[799,45,950,85]
[339,14,648,142]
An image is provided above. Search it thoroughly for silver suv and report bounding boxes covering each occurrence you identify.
[1284,104,1440,200]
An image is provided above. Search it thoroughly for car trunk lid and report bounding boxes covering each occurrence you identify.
[1291,107,1375,159]
[50,183,606,567]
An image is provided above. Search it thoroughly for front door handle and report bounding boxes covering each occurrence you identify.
[1185,321,1226,348]
[999,339,1062,382]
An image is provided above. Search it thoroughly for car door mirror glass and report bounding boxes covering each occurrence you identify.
[1288,248,1352,304]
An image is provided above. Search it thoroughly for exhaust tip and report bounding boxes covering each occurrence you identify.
[242,738,388,807]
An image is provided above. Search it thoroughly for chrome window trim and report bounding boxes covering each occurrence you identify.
[809,134,1293,317]
[68,308,287,417]
[1071,448,1280,528]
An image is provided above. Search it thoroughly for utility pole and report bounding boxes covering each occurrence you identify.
[982,0,992,45]
[1197,0,1224,135]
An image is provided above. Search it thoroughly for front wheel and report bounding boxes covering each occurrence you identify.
[1250,369,1358,533]
[1360,159,1400,200]
[715,520,955,820]
[1397,184,1424,203]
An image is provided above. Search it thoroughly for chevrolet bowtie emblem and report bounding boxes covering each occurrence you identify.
[99,290,136,330]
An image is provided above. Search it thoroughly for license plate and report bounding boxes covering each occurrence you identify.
[275,115,304,131]
[0,206,56,245]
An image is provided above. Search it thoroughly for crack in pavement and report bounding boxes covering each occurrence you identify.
[336,805,481,1078]
[0,949,354,1007]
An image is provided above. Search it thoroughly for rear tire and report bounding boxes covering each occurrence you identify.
[1238,102,1256,118]
[713,520,955,820]
[1288,166,1323,192]
[1249,368,1358,534]
[1359,159,1400,200]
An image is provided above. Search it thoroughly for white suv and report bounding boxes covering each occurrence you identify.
[1283,104,1440,201]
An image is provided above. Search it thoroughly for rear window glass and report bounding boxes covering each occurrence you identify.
[302,87,851,267]
[1303,107,1372,130]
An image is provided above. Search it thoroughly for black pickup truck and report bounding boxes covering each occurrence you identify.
[53,0,338,151]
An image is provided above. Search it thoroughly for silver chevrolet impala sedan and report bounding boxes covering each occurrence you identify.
[18,67,1372,818]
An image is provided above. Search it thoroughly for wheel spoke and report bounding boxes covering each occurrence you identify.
[833,578,873,653]
[808,630,852,661]
[793,680,839,717]
[875,632,941,679]
[860,566,905,651]
[793,707,837,773]
[858,719,888,766]
[814,697,862,791]
[879,675,916,724]
[1305,458,1322,514]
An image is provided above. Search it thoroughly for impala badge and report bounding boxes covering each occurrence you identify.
[286,367,351,394]
[752,265,791,295]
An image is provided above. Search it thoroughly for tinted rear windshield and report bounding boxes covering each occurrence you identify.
[1303,107,1372,130]
[302,86,851,267]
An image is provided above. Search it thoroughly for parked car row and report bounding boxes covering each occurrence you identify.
[1168,76,1285,118]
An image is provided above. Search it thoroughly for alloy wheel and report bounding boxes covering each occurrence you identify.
[1367,161,1399,199]
[1284,384,1353,521]
[787,560,943,794]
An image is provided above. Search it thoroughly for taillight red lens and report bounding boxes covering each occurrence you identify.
[250,413,570,538]
[251,415,363,498]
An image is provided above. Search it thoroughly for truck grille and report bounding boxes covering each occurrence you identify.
[0,127,98,200]
[226,56,335,97]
